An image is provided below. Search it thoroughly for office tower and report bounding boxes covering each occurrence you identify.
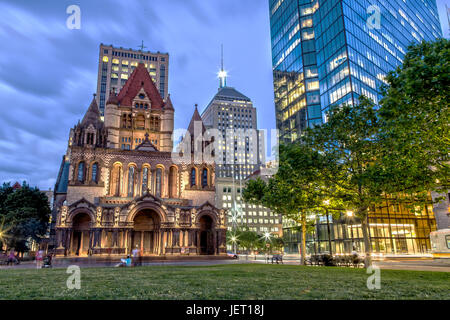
[96,43,169,115]
[201,82,265,180]
[269,0,443,255]
[269,0,442,143]
[201,62,281,237]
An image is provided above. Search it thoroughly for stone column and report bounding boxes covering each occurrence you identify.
[196,230,201,254]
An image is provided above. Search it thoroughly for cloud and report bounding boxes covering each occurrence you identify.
[0,0,276,190]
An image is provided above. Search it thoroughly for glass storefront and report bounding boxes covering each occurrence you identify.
[283,197,437,255]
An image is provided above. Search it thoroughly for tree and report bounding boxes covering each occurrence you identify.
[303,97,383,267]
[0,182,51,253]
[243,142,326,265]
[378,39,450,198]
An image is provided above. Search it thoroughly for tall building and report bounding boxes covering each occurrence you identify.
[96,43,169,116]
[200,64,282,238]
[269,0,443,255]
[269,0,442,143]
[201,86,265,179]
[51,63,226,257]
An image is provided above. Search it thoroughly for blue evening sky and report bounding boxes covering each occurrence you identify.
[0,0,448,190]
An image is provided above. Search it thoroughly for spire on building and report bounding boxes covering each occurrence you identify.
[187,104,206,135]
[164,94,174,111]
[106,89,119,105]
[81,94,102,127]
[218,44,227,88]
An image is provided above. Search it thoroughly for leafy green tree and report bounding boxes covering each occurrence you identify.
[243,142,326,265]
[378,39,450,198]
[303,97,383,267]
[0,182,51,253]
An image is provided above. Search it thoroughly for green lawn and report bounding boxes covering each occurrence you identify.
[0,264,448,300]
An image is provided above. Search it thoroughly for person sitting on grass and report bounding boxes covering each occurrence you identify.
[116,255,132,267]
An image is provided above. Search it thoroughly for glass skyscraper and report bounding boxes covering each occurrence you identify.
[269,0,442,143]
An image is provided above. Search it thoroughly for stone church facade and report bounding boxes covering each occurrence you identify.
[52,63,226,257]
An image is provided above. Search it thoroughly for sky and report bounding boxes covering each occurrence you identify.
[0,0,448,191]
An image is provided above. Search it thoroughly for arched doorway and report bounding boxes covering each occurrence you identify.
[199,215,214,255]
[71,212,91,256]
[131,209,160,254]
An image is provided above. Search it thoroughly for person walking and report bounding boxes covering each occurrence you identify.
[7,249,16,266]
[131,245,139,267]
[35,248,44,269]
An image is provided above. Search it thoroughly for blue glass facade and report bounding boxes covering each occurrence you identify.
[269,0,442,142]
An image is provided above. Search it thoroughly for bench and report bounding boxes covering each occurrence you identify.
[266,254,283,264]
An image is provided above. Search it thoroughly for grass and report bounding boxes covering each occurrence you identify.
[0,264,448,300]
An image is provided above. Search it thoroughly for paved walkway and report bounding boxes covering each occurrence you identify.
[1,256,449,272]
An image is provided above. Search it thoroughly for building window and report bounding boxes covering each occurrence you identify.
[77,162,85,182]
[142,167,149,194]
[128,167,135,197]
[91,163,98,183]
[156,168,162,197]
[190,168,196,187]
[202,168,208,188]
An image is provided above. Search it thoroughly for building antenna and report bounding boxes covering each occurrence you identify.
[219,44,227,88]
[221,44,224,72]
[137,40,147,62]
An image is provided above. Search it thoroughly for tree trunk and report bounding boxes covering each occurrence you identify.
[361,214,372,267]
[300,214,307,265]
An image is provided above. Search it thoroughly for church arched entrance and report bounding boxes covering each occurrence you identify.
[71,212,91,256]
[199,215,214,255]
[131,209,160,254]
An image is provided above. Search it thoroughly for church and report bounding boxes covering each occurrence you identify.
[51,63,227,257]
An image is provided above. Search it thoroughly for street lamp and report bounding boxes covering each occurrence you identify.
[231,235,238,253]
[323,200,333,256]
[346,211,355,251]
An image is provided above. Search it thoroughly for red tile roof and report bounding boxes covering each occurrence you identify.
[117,63,164,109]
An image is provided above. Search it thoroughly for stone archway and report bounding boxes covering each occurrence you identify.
[71,212,91,256]
[130,209,161,255]
[199,215,215,255]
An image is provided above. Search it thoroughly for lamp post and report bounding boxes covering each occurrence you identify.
[346,211,355,252]
[323,200,333,256]
[231,236,237,254]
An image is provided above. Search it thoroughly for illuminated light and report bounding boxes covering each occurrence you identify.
[102,56,109,62]
[323,199,330,206]
[346,211,354,217]
[218,70,227,79]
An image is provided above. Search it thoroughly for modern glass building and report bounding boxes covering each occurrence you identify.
[269,0,442,143]
[283,195,437,255]
[269,0,443,255]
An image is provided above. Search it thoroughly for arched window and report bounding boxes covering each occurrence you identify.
[110,164,122,196]
[202,168,208,188]
[155,168,162,197]
[77,162,85,182]
[91,163,98,183]
[190,168,196,187]
[169,166,177,198]
[142,167,149,193]
[128,166,135,197]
